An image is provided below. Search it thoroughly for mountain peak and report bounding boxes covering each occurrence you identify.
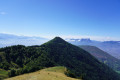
[81,38,91,42]
[40,37,120,80]
[42,37,67,46]
[54,37,63,40]
[51,37,66,43]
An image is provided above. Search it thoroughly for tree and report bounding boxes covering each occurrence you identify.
[8,69,16,77]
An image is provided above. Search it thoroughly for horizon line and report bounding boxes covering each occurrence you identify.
[0,32,120,41]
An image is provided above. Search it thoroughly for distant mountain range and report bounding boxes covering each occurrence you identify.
[67,38,120,59]
[0,33,48,47]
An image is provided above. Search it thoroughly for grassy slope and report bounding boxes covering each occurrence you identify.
[0,52,8,80]
[0,69,8,80]
[5,66,80,80]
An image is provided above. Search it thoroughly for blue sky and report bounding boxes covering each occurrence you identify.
[0,0,120,41]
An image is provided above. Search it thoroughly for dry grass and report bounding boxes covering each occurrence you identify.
[5,66,80,80]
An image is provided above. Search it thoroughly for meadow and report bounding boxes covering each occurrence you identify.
[5,66,80,80]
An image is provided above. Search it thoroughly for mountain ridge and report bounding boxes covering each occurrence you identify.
[79,45,120,72]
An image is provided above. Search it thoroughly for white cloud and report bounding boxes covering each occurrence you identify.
[57,35,120,41]
[0,12,7,15]
[0,32,120,41]
[31,34,120,41]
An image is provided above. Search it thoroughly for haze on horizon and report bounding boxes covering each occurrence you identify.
[0,0,120,41]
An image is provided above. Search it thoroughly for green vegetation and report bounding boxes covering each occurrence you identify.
[0,37,120,80]
[79,45,120,72]
[0,69,8,80]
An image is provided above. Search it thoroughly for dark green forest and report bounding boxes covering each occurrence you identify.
[0,37,120,80]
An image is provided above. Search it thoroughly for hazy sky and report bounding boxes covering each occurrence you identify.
[0,0,120,40]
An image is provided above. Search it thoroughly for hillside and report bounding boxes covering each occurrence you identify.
[5,66,79,80]
[79,45,120,72]
[0,37,120,80]
[0,69,8,80]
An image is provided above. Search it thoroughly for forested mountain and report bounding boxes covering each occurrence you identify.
[0,37,120,80]
[79,45,120,72]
